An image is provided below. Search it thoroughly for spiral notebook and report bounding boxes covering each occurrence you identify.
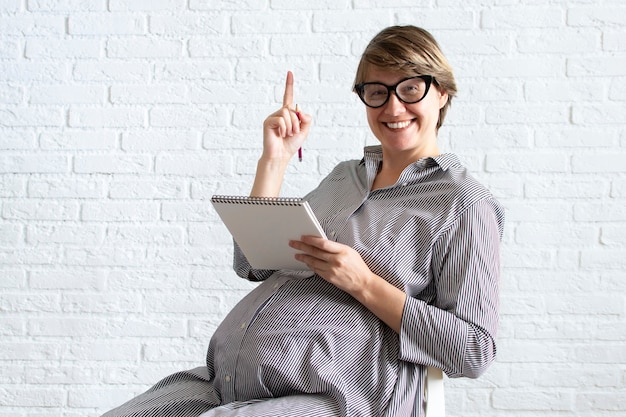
[211,195,327,270]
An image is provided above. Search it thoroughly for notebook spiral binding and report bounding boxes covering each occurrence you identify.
[211,195,305,206]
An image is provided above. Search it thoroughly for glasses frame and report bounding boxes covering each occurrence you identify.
[354,75,434,109]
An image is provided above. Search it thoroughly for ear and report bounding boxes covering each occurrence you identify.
[438,89,449,109]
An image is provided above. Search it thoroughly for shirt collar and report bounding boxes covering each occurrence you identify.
[362,145,459,172]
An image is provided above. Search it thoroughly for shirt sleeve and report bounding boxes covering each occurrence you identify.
[233,240,276,282]
[398,198,504,378]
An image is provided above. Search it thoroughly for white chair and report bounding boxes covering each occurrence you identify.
[425,367,445,417]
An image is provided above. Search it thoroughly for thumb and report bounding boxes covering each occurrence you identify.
[298,111,313,133]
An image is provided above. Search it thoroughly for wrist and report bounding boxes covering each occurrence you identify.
[257,154,291,171]
[353,272,406,334]
[352,271,379,305]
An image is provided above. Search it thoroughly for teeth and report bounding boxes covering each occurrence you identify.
[386,121,411,129]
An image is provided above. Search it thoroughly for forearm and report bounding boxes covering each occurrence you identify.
[399,297,497,378]
[249,156,290,197]
[355,273,497,377]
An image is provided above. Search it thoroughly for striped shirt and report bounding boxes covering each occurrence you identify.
[103,145,504,417]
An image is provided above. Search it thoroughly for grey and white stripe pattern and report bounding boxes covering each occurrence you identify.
[103,145,504,417]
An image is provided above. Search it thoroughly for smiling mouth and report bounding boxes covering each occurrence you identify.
[385,120,412,129]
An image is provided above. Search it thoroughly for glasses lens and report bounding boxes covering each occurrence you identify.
[396,77,428,103]
[361,84,388,107]
[358,76,432,108]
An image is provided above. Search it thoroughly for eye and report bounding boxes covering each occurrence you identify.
[365,84,387,98]
[399,81,424,97]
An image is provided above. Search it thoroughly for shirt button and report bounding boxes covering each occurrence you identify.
[240,322,246,329]
[402,182,408,187]
[225,375,231,382]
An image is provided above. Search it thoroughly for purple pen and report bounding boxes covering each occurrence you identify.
[296,104,302,162]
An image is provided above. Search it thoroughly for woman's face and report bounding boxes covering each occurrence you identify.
[364,66,448,160]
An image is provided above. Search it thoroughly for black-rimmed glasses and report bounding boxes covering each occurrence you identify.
[354,75,433,108]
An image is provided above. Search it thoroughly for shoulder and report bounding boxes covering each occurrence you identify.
[319,158,366,185]
[435,154,496,206]
[320,145,382,181]
[303,157,367,204]
[433,154,505,232]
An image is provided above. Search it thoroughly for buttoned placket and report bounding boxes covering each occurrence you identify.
[224,273,298,403]
[216,273,290,403]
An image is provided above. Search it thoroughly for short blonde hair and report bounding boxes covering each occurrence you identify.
[353,25,457,131]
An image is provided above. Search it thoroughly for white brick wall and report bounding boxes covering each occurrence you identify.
[1,0,624,416]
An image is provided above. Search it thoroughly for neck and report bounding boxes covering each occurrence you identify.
[380,142,439,173]
[371,146,439,191]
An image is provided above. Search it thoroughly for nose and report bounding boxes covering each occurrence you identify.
[383,91,406,115]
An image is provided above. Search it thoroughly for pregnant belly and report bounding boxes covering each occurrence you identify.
[236,277,400,409]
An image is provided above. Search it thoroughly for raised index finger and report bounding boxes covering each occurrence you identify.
[282,70,294,107]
